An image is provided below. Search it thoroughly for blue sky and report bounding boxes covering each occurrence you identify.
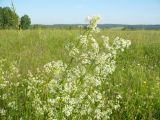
[0,0,160,24]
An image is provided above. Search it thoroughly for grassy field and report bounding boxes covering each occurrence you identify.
[0,29,160,119]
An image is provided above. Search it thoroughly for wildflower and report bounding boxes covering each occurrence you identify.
[8,101,16,110]
[69,46,80,57]
[80,35,88,48]
[63,105,73,116]
[143,81,147,84]
[0,16,131,120]
[86,16,101,32]
[0,109,6,116]
[116,94,122,99]
[102,35,111,50]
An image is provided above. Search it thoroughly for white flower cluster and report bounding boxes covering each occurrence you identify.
[86,16,101,32]
[113,37,131,52]
[0,16,131,119]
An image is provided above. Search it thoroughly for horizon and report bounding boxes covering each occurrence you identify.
[31,23,160,26]
[0,0,160,25]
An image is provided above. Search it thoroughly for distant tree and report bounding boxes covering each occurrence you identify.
[20,15,31,29]
[1,7,19,29]
[0,7,3,28]
[122,27,127,31]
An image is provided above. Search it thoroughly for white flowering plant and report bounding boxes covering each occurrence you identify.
[0,16,131,120]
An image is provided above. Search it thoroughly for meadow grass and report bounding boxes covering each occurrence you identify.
[0,29,160,119]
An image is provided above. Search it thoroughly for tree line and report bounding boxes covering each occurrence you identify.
[0,7,31,29]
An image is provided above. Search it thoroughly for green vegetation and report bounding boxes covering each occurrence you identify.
[20,15,31,29]
[0,7,19,29]
[0,28,160,119]
[0,7,31,30]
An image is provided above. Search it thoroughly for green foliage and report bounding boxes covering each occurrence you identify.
[20,15,31,29]
[0,29,160,119]
[0,7,31,30]
[0,7,3,29]
[0,7,3,28]
[0,7,19,29]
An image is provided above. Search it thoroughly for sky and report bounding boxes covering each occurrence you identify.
[0,0,160,25]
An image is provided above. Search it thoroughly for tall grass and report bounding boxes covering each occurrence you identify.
[0,24,160,119]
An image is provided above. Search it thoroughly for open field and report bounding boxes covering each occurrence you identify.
[0,29,160,119]
[0,30,160,72]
